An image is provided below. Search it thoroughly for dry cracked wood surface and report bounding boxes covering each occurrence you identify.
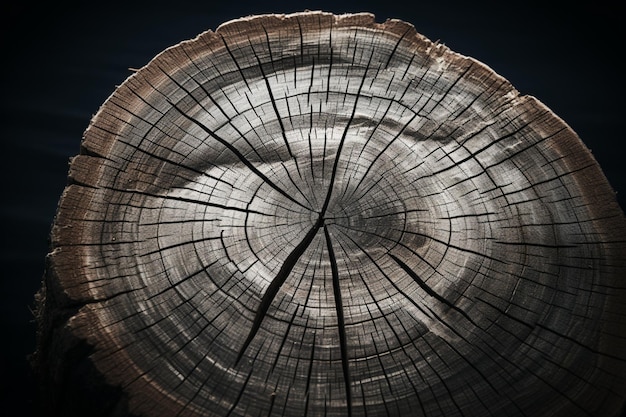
[35,11,626,417]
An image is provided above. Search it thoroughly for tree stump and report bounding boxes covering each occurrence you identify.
[34,11,626,417]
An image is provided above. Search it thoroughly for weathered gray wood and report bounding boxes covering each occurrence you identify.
[34,11,626,417]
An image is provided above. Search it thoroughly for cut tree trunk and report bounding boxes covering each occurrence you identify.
[34,11,626,417]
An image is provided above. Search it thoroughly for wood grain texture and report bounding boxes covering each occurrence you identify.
[35,11,626,417]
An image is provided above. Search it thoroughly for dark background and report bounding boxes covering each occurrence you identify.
[1,1,623,416]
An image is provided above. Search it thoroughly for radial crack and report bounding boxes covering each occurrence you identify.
[390,254,473,323]
[323,225,353,417]
[235,214,325,364]
[319,53,375,216]
[168,99,311,212]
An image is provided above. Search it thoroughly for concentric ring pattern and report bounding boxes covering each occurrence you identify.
[47,11,626,417]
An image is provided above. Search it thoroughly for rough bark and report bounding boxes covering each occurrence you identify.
[34,11,626,417]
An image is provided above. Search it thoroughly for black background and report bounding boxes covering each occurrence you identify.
[1,1,624,416]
